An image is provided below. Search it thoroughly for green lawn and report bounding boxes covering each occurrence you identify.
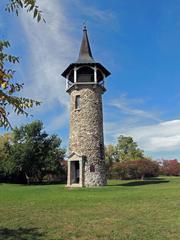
[0,177,180,240]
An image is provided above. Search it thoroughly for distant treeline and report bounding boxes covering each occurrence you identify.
[105,135,180,180]
[0,122,179,184]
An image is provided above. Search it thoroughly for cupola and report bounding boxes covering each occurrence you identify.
[61,26,110,92]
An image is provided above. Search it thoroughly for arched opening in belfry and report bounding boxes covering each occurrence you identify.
[77,66,94,82]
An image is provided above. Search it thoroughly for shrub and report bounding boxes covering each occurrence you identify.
[161,159,180,176]
[110,158,160,180]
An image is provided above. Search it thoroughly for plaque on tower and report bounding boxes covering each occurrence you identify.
[90,164,95,172]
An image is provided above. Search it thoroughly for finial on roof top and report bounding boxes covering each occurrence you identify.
[83,21,87,31]
[76,23,95,63]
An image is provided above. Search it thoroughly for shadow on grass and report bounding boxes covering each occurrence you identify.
[0,227,44,240]
[109,178,169,187]
[0,181,66,187]
[24,181,66,186]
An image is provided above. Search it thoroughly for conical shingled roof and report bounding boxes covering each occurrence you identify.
[61,26,111,79]
[76,26,95,63]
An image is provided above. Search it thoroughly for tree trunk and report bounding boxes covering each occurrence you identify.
[25,173,30,184]
[141,174,144,180]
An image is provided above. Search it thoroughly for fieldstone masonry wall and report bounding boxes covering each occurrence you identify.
[68,85,107,187]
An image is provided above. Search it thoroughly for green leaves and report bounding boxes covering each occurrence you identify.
[0,40,41,129]
[1,121,66,183]
[116,135,144,162]
[105,135,144,165]
[5,0,45,22]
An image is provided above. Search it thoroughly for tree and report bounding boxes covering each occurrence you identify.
[4,121,66,183]
[105,144,118,176]
[161,159,180,176]
[116,135,144,162]
[112,158,160,180]
[0,41,41,129]
[132,158,160,180]
[5,0,45,22]
[0,133,14,181]
[0,1,45,129]
[112,161,129,180]
[105,135,151,178]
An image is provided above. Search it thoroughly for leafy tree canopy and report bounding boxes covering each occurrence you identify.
[161,159,180,176]
[116,135,144,162]
[0,121,66,184]
[112,158,160,180]
[5,0,45,22]
[0,133,14,177]
[105,144,118,176]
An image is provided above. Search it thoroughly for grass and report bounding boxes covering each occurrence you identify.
[0,177,180,240]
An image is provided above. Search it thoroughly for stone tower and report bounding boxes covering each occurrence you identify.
[62,26,110,187]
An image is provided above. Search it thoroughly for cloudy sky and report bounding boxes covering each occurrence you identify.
[1,0,180,159]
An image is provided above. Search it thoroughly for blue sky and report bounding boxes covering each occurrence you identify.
[1,0,180,160]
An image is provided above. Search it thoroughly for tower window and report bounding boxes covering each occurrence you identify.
[75,95,81,109]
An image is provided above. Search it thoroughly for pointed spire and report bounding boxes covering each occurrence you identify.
[76,25,95,63]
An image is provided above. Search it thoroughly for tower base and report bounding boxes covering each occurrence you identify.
[67,152,107,188]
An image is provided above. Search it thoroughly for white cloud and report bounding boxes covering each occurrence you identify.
[105,119,180,154]
[109,94,161,122]
[127,120,180,152]
[105,95,180,155]
[17,0,76,130]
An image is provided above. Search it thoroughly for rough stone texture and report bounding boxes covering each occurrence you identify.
[68,84,107,187]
